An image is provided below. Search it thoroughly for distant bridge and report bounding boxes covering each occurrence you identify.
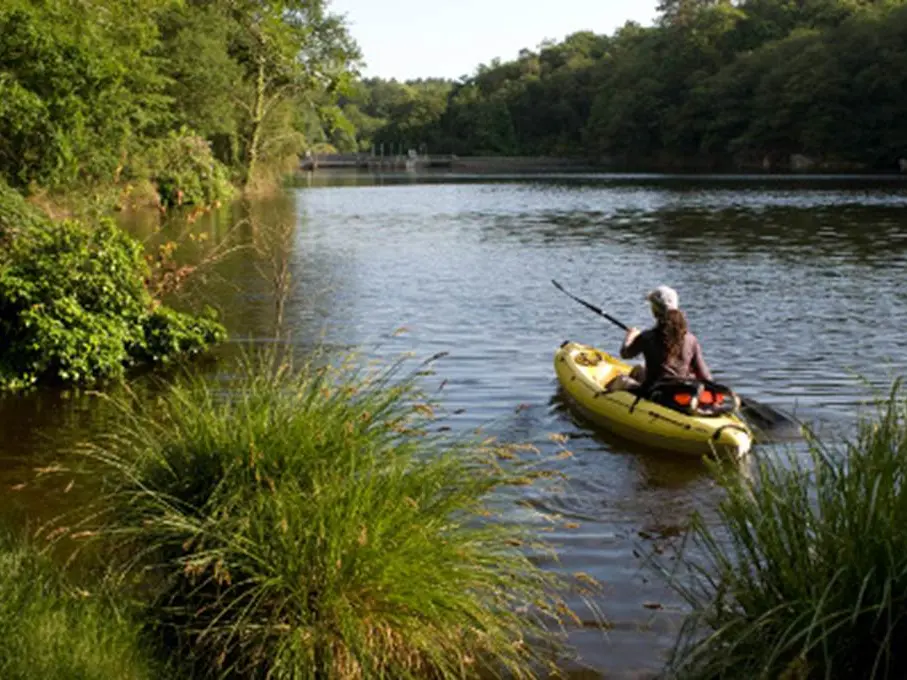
[299,153,591,172]
[300,152,453,171]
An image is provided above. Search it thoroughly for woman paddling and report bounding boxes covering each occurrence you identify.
[607,285,711,394]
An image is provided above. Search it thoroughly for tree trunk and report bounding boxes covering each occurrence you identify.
[244,54,267,188]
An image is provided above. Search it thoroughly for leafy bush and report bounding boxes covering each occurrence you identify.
[137,128,235,208]
[0,180,225,390]
[663,383,907,679]
[137,306,225,365]
[0,173,47,241]
[78,351,576,679]
[0,531,158,680]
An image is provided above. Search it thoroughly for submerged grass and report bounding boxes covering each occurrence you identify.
[662,381,907,679]
[0,530,159,680]
[68,349,575,679]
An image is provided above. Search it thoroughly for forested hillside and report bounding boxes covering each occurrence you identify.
[4,0,905,196]
[337,0,907,170]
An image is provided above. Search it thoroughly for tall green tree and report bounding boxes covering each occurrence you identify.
[0,0,170,190]
[156,2,244,166]
[223,0,360,185]
[657,0,729,26]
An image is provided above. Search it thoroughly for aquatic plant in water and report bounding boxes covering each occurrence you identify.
[662,381,907,679]
[72,349,577,679]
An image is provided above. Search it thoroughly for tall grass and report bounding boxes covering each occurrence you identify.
[662,382,907,679]
[71,350,575,679]
[0,530,158,680]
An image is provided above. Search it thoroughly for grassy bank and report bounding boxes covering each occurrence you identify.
[54,349,576,678]
[0,531,159,680]
[663,383,907,679]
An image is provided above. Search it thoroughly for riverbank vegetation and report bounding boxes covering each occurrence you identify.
[0,0,360,208]
[0,531,160,680]
[0,0,362,388]
[336,0,907,171]
[29,350,578,678]
[0,179,225,390]
[663,384,907,678]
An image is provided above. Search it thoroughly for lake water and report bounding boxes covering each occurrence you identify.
[4,171,907,677]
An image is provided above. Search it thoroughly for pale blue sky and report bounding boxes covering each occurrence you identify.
[329,0,659,81]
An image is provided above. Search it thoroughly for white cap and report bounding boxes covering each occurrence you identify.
[647,285,679,311]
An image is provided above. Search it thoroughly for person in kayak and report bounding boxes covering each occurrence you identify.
[607,285,711,394]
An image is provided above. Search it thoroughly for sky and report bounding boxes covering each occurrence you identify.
[328,0,660,82]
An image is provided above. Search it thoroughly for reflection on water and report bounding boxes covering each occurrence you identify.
[3,171,907,677]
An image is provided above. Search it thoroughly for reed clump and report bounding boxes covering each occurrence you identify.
[664,382,907,679]
[75,350,573,679]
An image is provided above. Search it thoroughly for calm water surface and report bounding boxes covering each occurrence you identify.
[3,171,907,677]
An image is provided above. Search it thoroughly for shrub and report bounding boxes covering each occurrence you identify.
[0,180,225,390]
[663,383,907,679]
[77,351,576,679]
[137,128,235,208]
[0,531,159,680]
[0,175,48,241]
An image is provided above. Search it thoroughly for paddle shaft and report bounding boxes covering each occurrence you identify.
[551,280,630,332]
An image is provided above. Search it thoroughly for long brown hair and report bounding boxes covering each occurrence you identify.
[656,309,687,363]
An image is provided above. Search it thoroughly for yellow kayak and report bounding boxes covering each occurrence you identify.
[554,341,753,458]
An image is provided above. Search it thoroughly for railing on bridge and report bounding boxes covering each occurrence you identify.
[300,148,454,171]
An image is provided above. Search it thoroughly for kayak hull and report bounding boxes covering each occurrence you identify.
[554,341,753,458]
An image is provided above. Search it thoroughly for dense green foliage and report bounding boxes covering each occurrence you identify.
[0,531,158,680]
[77,351,577,678]
[7,0,903,179]
[0,181,225,390]
[340,0,907,169]
[0,0,168,190]
[662,384,907,678]
[136,128,234,207]
[0,0,360,197]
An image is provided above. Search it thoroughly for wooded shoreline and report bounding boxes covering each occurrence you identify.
[300,152,907,174]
